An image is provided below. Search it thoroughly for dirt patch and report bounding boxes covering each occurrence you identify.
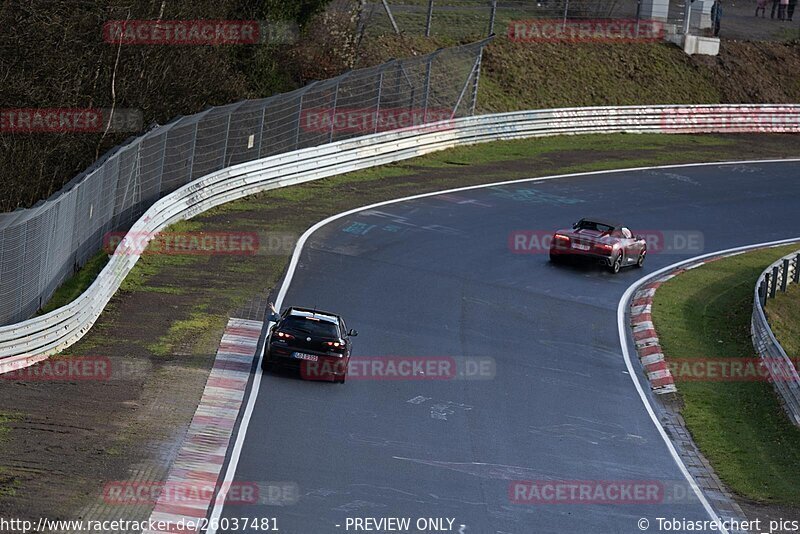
[2,133,800,525]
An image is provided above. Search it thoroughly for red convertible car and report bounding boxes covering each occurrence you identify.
[549,218,647,273]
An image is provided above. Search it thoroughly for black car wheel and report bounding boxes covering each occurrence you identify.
[636,250,646,268]
[610,254,622,274]
[549,252,561,263]
[335,374,346,384]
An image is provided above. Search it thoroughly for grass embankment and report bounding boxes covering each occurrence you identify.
[652,245,800,506]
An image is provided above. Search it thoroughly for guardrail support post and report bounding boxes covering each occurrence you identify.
[425,0,434,37]
[764,272,771,304]
[771,266,779,298]
[488,0,497,36]
[759,280,767,307]
[781,259,790,292]
[794,254,800,283]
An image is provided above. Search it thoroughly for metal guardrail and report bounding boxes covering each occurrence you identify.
[1,103,800,374]
[752,249,800,427]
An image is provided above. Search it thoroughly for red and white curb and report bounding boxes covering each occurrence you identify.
[144,318,262,533]
[630,252,753,395]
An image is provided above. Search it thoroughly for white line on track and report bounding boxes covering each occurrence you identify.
[205,158,800,533]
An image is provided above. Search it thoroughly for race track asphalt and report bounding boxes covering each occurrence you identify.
[216,161,800,534]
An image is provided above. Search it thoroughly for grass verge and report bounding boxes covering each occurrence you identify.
[38,251,109,315]
[651,244,800,506]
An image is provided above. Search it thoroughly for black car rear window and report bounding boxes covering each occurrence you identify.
[282,316,340,338]
[577,220,613,233]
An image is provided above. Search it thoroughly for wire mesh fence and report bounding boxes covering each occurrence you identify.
[359,0,799,41]
[0,38,491,326]
[358,0,692,40]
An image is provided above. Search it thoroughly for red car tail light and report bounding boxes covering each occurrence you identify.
[325,340,346,350]
[275,331,295,340]
[596,243,613,252]
[554,233,570,242]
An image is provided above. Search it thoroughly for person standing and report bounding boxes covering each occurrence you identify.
[711,0,723,35]
[772,0,780,17]
[788,0,796,20]
[756,0,767,16]
[779,0,788,19]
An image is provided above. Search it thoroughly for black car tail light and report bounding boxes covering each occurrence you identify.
[325,340,346,352]
[275,331,295,341]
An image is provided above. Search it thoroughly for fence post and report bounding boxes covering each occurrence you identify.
[295,94,305,150]
[468,49,484,117]
[421,59,432,122]
[187,122,199,182]
[257,105,266,159]
[222,113,232,169]
[374,69,386,134]
[683,1,693,34]
[794,253,800,283]
[425,0,434,37]
[488,0,497,36]
[759,280,767,307]
[781,259,790,292]
[157,130,168,196]
[329,79,341,144]
[381,0,401,34]
[771,266,779,298]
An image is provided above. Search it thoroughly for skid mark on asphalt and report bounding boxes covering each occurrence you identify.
[725,164,762,173]
[528,414,648,446]
[310,484,488,512]
[392,458,561,481]
[356,209,465,236]
[642,169,701,186]
[347,433,426,451]
[334,499,388,512]
[406,396,473,421]
[488,187,585,205]
[434,193,494,208]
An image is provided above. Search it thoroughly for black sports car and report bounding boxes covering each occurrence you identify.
[262,306,358,383]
